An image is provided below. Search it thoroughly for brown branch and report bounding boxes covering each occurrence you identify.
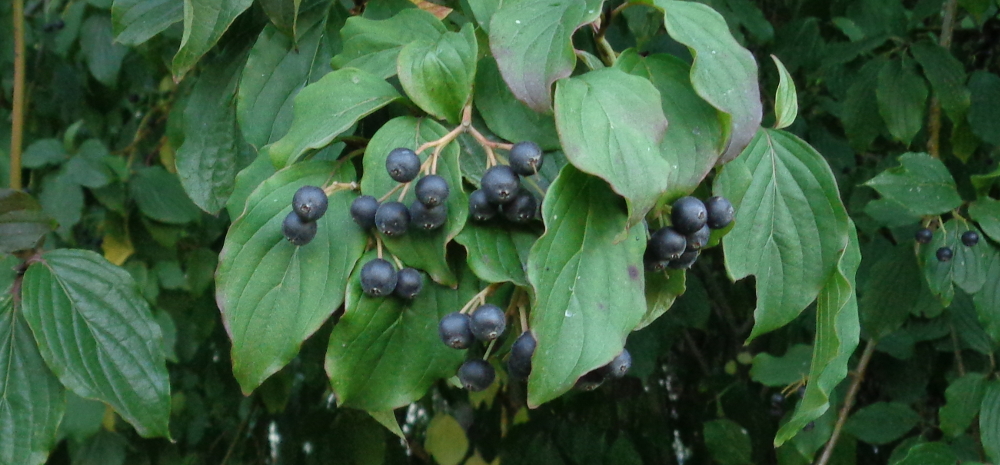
[10,0,26,190]
[926,0,959,158]
[815,339,878,465]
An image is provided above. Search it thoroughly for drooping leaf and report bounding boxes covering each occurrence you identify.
[266,67,399,168]
[969,198,1000,243]
[454,223,535,286]
[489,0,603,112]
[525,165,647,407]
[474,57,560,150]
[0,189,57,254]
[844,402,919,445]
[130,166,203,224]
[397,24,477,124]
[21,249,171,438]
[80,15,129,87]
[910,40,971,123]
[639,268,685,330]
[981,381,1000,463]
[864,152,962,217]
[771,55,798,129]
[111,0,183,46]
[424,414,469,465]
[171,0,254,81]
[554,68,669,227]
[703,419,753,465]
[968,70,1000,146]
[940,372,987,437]
[920,220,987,306]
[750,344,813,387]
[217,162,366,393]
[875,56,928,145]
[716,129,850,339]
[895,442,959,465]
[331,8,446,78]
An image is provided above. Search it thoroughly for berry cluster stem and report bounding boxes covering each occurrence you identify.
[322,181,357,196]
[376,235,384,259]
[458,283,500,315]
[482,339,497,360]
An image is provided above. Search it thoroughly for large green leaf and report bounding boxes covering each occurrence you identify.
[0,189,56,254]
[360,117,468,286]
[940,372,987,437]
[171,0,254,81]
[875,56,928,145]
[488,0,602,113]
[331,8,446,79]
[844,401,919,445]
[217,161,366,393]
[554,68,669,227]
[864,153,962,216]
[111,0,183,46]
[969,198,1000,243]
[968,71,1000,146]
[920,220,987,306]
[21,250,171,438]
[397,24,477,124]
[981,381,1000,463]
[324,252,478,411]
[266,67,399,168]
[716,129,850,339]
[130,167,202,224]
[615,50,725,200]
[454,223,535,286]
[473,58,560,151]
[525,165,647,407]
[910,40,971,123]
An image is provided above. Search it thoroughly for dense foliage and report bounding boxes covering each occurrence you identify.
[2,0,1000,464]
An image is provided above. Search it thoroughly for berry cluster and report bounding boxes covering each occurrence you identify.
[645,196,734,271]
[439,304,509,391]
[915,227,979,262]
[469,141,543,223]
[351,147,451,236]
[282,186,329,246]
[358,258,423,299]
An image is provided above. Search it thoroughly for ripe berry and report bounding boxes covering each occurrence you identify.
[501,190,537,223]
[386,148,421,183]
[962,231,980,247]
[282,211,318,246]
[668,250,699,269]
[470,304,506,341]
[686,224,711,250]
[647,227,686,261]
[409,201,447,231]
[607,350,631,378]
[458,359,495,391]
[360,259,397,297]
[507,332,536,380]
[394,267,423,299]
[481,165,520,204]
[415,175,450,207]
[292,185,328,221]
[375,201,410,236]
[468,189,497,222]
[671,196,708,234]
[705,196,734,229]
[350,195,379,230]
[914,228,933,244]
[936,246,953,262]
[439,312,474,349]
[508,141,543,176]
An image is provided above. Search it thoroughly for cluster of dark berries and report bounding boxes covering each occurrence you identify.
[282,186,329,246]
[645,196,734,271]
[350,147,451,237]
[438,304,510,391]
[915,227,979,262]
[574,349,632,391]
[358,258,424,299]
[469,141,543,224]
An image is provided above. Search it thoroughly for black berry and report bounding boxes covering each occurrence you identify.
[668,250,699,269]
[481,165,520,205]
[705,196,734,229]
[671,196,708,234]
[914,228,933,244]
[282,211,318,246]
[458,359,495,391]
[508,141,543,176]
[394,267,423,299]
[386,148,421,183]
[686,224,711,250]
[647,227,686,261]
[501,190,537,223]
[936,246,953,262]
[468,190,498,222]
[360,259,397,297]
[470,304,507,341]
[292,185,328,222]
[962,231,980,247]
[415,175,450,207]
[375,201,410,236]
[507,332,536,380]
[439,312,474,349]
[350,195,379,230]
[409,201,447,231]
[607,350,631,378]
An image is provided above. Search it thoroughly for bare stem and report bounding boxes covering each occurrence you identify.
[376,236,384,259]
[323,181,357,196]
[926,0,959,158]
[10,0,26,190]
[459,283,499,315]
[483,339,497,360]
[815,339,878,465]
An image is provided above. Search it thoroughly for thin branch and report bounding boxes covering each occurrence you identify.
[926,0,959,158]
[815,339,878,465]
[10,0,26,190]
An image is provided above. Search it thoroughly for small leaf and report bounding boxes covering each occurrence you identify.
[980,381,1000,463]
[750,344,813,387]
[703,419,753,465]
[639,268,686,330]
[771,55,798,129]
[80,15,129,86]
[424,414,469,465]
[130,167,203,224]
[111,0,183,46]
[266,67,399,168]
[331,8,446,78]
[841,57,887,152]
[21,249,171,438]
[940,372,988,437]
[895,442,958,465]
[22,139,68,168]
[454,223,535,286]
[968,71,1000,146]
[864,152,962,216]
[910,40,971,123]
[171,0,254,81]
[474,57,561,150]
[0,189,57,254]
[38,169,84,237]
[397,24,478,124]
[970,198,1000,243]
[875,56,928,145]
[844,402,919,445]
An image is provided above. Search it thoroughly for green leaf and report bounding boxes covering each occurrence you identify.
[21,249,171,438]
[474,56,561,150]
[424,414,469,465]
[639,268,685,330]
[489,0,602,112]
[844,402,919,445]
[920,220,988,306]
[973,248,1000,344]
[940,372,987,437]
[859,245,924,339]
[111,0,183,46]
[841,57,887,152]
[525,165,647,407]
[615,50,725,200]
[864,152,962,216]
[0,189,56,254]
[22,139,68,168]
[716,129,850,339]
[226,154,276,218]
[70,430,127,465]
[750,344,812,387]
[258,0,300,37]
[875,56,928,145]
[368,410,404,439]
[397,24,477,124]
[950,291,995,354]
[554,68,669,227]
[175,43,253,214]
[325,252,479,411]
[80,15,129,86]
[217,161,366,393]
[454,223,535,286]
[130,167,203,224]
[703,419,753,465]
[0,295,66,465]
[911,40,971,123]
[895,442,958,465]
[968,71,1000,146]
[970,198,1000,243]
[171,0,254,81]
[771,55,798,129]
[331,8,446,78]
[360,117,468,286]
[467,0,500,33]
[38,169,84,238]
[266,67,399,168]
[981,381,1000,463]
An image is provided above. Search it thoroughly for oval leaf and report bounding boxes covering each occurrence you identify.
[875,56,928,145]
[474,56,560,150]
[130,167,203,224]
[940,372,988,437]
[111,0,183,46]
[910,40,970,124]
[771,54,798,129]
[331,8,446,78]
[0,189,56,254]
[454,222,535,286]
[864,152,962,216]
[398,24,477,124]
[844,401,919,445]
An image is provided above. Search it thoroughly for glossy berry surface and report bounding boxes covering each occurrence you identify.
[438,312,474,349]
[415,175,449,207]
[468,189,497,222]
[936,246,954,262]
[481,165,520,204]
[470,304,507,341]
[393,267,423,299]
[501,190,537,223]
[671,196,708,234]
[409,201,447,231]
[686,224,711,250]
[360,259,397,297]
[648,227,686,261]
[914,228,933,244]
[508,141,543,176]
[458,359,495,392]
[507,331,536,380]
[292,185,328,222]
[607,350,632,378]
[668,250,699,269]
[386,147,421,183]
[350,195,379,230]
[705,196,734,230]
[374,201,410,236]
[282,211,317,246]
[962,231,980,247]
